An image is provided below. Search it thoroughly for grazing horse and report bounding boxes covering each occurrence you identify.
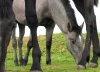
[0,0,15,72]
[72,0,100,70]
[13,0,84,71]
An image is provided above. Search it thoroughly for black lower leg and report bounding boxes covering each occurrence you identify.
[89,15,99,67]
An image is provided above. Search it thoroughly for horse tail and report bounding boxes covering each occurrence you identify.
[94,0,99,6]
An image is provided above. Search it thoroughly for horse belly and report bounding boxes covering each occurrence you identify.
[36,0,51,25]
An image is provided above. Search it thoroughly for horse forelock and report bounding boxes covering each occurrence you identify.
[0,0,13,19]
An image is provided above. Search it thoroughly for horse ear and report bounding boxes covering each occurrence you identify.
[80,22,84,29]
[67,22,72,32]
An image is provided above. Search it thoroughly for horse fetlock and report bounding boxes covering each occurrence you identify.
[46,60,51,65]
[86,55,90,62]
[23,59,28,66]
[30,63,42,72]
[14,59,18,66]
[19,59,24,66]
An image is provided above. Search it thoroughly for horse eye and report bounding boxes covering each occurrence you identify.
[71,40,75,44]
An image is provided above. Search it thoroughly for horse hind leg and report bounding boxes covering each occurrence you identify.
[12,23,18,66]
[23,33,32,66]
[18,23,25,66]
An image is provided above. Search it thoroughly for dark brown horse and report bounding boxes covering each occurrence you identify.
[0,0,15,72]
[12,0,84,71]
[72,0,100,70]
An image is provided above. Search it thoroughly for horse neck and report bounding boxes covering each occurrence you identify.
[61,0,79,28]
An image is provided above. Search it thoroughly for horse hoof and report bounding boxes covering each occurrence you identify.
[77,65,86,70]
[30,70,42,72]
[14,62,19,66]
[89,62,98,68]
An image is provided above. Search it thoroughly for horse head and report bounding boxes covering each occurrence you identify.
[66,22,84,64]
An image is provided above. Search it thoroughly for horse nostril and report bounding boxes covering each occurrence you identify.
[72,40,75,44]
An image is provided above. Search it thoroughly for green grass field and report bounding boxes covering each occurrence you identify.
[6,33,100,72]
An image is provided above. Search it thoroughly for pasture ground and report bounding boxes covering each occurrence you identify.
[6,33,100,72]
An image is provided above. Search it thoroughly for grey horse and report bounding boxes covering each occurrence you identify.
[12,0,84,71]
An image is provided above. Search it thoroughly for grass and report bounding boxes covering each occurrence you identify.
[6,33,100,72]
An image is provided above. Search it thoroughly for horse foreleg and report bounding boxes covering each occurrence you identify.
[77,30,91,70]
[25,0,42,71]
[18,23,25,66]
[30,27,42,71]
[77,0,94,70]
[45,21,55,65]
[89,14,99,68]
[78,0,99,69]
[12,23,18,66]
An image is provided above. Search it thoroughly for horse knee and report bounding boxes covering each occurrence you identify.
[18,40,23,48]
[32,49,41,57]
[12,41,17,48]
[27,41,32,49]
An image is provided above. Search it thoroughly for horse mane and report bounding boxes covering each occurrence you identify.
[0,0,12,19]
[61,0,80,33]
